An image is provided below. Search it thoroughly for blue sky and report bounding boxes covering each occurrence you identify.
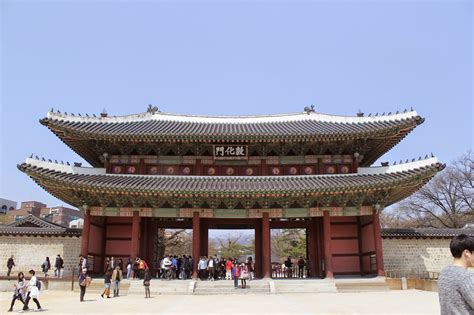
[1,0,472,208]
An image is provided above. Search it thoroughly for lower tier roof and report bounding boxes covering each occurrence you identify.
[18,157,444,212]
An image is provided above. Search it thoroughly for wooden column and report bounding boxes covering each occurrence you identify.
[80,209,91,257]
[131,211,141,260]
[323,211,334,278]
[101,217,107,272]
[200,220,208,257]
[254,219,262,278]
[146,220,157,270]
[372,211,385,277]
[357,217,364,276]
[262,212,271,278]
[192,212,200,279]
[308,218,318,278]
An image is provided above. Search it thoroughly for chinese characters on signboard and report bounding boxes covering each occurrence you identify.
[213,145,248,160]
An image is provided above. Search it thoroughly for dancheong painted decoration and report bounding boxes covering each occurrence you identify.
[18,106,444,279]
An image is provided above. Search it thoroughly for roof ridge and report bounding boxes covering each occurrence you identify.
[8,214,67,229]
[44,108,420,124]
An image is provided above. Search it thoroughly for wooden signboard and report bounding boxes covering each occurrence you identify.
[213,145,248,160]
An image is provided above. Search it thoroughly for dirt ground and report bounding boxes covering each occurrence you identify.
[0,289,440,314]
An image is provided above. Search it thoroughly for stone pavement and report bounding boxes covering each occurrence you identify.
[0,290,440,314]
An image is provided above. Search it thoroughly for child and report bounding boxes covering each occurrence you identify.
[240,263,248,289]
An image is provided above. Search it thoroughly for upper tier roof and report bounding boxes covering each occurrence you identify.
[41,109,422,137]
[40,109,424,167]
[18,156,444,209]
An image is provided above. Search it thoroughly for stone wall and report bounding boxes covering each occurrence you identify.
[0,235,81,276]
[382,238,452,273]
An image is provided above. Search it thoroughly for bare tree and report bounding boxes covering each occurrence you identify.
[155,229,192,259]
[386,151,474,228]
[209,233,254,259]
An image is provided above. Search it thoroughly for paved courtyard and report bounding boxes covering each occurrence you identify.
[0,290,440,314]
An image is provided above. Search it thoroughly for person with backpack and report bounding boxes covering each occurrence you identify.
[101,268,112,299]
[8,272,26,312]
[23,269,42,311]
[143,267,151,298]
[41,257,51,278]
[111,265,122,297]
[79,268,88,302]
[54,254,64,278]
[6,255,15,277]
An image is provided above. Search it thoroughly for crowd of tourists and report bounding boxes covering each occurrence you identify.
[5,233,474,313]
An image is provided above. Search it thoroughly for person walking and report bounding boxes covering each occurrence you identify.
[297,256,305,278]
[7,255,15,277]
[41,257,51,278]
[23,269,42,311]
[126,260,132,280]
[438,234,474,314]
[8,272,26,312]
[101,268,112,298]
[112,266,122,297]
[232,262,241,289]
[225,258,233,280]
[240,262,249,289]
[78,268,88,302]
[143,267,151,298]
[54,254,64,278]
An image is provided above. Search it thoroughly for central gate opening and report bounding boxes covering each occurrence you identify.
[271,228,308,278]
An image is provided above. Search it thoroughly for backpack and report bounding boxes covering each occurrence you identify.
[36,280,42,291]
[60,257,64,268]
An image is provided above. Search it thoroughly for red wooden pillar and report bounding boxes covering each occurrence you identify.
[200,220,208,257]
[372,211,385,277]
[146,220,157,268]
[308,218,318,278]
[262,212,271,278]
[254,219,262,278]
[80,209,91,257]
[131,211,141,260]
[323,211,334,278]
[192,212,200,279]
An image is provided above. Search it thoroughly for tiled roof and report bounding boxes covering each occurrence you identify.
[41,110,423,141]
[38,109,424,167]
[17,157,444,207]
[382,228,474,239]
[0,215,82,236]
[8,213,67,228]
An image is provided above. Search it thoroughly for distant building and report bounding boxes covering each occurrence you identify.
[0,198,17,214]
[6,201,83,227]
[69,218,84,228]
